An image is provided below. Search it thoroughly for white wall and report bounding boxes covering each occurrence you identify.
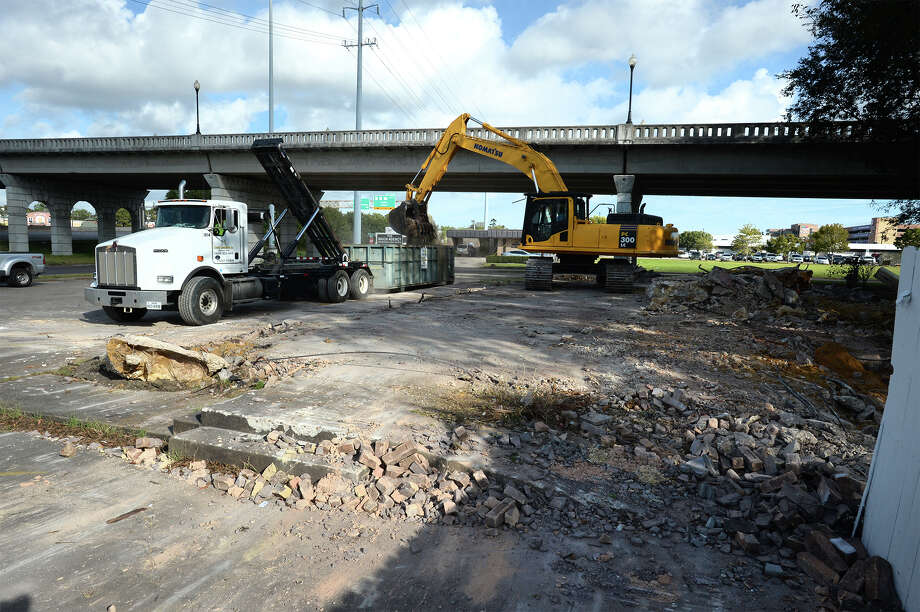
[861,246,920,611]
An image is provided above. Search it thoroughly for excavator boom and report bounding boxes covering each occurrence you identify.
[389,114,568,243]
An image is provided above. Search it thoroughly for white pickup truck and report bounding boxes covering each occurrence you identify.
[0,253,45,287]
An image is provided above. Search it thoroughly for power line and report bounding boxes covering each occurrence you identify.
[344,46,416,123]
[128,0,342,45]
[155,0,344,40]
[367,11,460,116]
[364,25,434,113]
[381,0,471,116]
[390,0,481,116]
[290,0,342,17]
[368,46,428,117]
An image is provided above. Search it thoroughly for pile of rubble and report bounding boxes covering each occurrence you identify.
[646,266,814,318]
[502,384,901,609]
[92,428,544,530]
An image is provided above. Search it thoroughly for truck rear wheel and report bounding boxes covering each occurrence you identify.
[102,306,147,322]
[179,276,224,325]
[326,270,350,303]
[7,265,33,287]
[349,269,371,299]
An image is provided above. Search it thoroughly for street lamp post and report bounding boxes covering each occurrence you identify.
[194,80,201,135]
[626,54,637,125]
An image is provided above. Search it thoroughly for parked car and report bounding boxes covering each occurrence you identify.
[706,253,718,260]
[859,255,877,264]
[790,254,804,263]
[677,251,691,259]
[750,254,764,263]
[503,248,551,258]
[719,253,733,261]
[0,253,44,287]
[689,251,702,260]
[815,255,830,265]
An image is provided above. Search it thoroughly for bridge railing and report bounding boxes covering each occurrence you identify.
[0,122,868,153]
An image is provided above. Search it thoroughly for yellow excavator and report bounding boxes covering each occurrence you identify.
[388,113,679,291]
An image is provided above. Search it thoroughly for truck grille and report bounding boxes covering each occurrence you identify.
[96,245,137,287]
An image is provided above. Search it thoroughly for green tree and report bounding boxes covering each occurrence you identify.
[145,206,157,224]
[679,230,713,251]
[811,223,850,253]
[30,202,47,211]
[780,0,919,223]
[766,233,805,257]
[589,215,607,224]
[71,208,96,221]
[115,208,133,227]
[731,224,762,255]
[165,188,211,200]
[894,227,920,249]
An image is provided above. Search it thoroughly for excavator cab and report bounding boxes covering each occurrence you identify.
[521,192,591,246]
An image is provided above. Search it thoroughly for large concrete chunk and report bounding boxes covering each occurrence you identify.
[107,335,229,383]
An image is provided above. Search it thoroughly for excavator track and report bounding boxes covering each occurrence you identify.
[604,261,634,293]
[524,257,553,291]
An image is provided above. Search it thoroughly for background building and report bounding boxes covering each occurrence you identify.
[846,217,920,244]
[26,210,50,226]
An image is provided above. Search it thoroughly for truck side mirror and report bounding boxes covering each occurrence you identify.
[226,210,238,233]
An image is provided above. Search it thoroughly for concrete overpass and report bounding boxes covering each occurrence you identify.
[1,121,917,253]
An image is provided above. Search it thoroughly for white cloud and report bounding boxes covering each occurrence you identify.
[0,0,808,138]
[508,0,809,87]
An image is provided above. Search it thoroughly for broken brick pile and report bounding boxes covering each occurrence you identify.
[517,387,903,609]
[646,265,814,319]
[95,428,546,530]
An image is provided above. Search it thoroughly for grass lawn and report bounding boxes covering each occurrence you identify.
[483,257,899,282]
[0,240,97,265]
[637,258,899,281]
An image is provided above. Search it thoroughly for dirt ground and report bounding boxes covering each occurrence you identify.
[0,260,899,610]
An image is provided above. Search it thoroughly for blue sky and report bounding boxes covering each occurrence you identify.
[0,0,888,234]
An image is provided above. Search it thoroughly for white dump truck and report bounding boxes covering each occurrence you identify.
[85,139,373,325]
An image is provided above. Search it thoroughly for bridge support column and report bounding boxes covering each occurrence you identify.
[92,190,148,244]
[613,175,643,214]
[1,179,32,252]
[129,202,145,233]
[96,209,116,244]
[48,200,74,256]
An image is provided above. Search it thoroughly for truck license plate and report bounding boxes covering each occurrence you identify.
[146,301,162,310]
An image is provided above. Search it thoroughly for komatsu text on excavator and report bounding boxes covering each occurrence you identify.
[388,113,679,292]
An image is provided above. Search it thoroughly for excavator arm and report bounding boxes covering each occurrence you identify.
[389,113,568,243]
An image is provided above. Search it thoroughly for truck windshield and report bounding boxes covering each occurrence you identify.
[156,206,211,229]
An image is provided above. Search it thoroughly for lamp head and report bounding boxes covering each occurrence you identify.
[628,54,637,68]
[194,80,200,92]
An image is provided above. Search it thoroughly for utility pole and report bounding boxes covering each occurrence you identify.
[269,0,274,133]
[483,192,488,230]
[343,1,378,244]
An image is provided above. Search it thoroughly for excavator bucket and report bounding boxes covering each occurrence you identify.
[388,200,437,245]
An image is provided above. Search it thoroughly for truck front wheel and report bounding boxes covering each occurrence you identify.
[102,306,147,322]
[179,276,224,325]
